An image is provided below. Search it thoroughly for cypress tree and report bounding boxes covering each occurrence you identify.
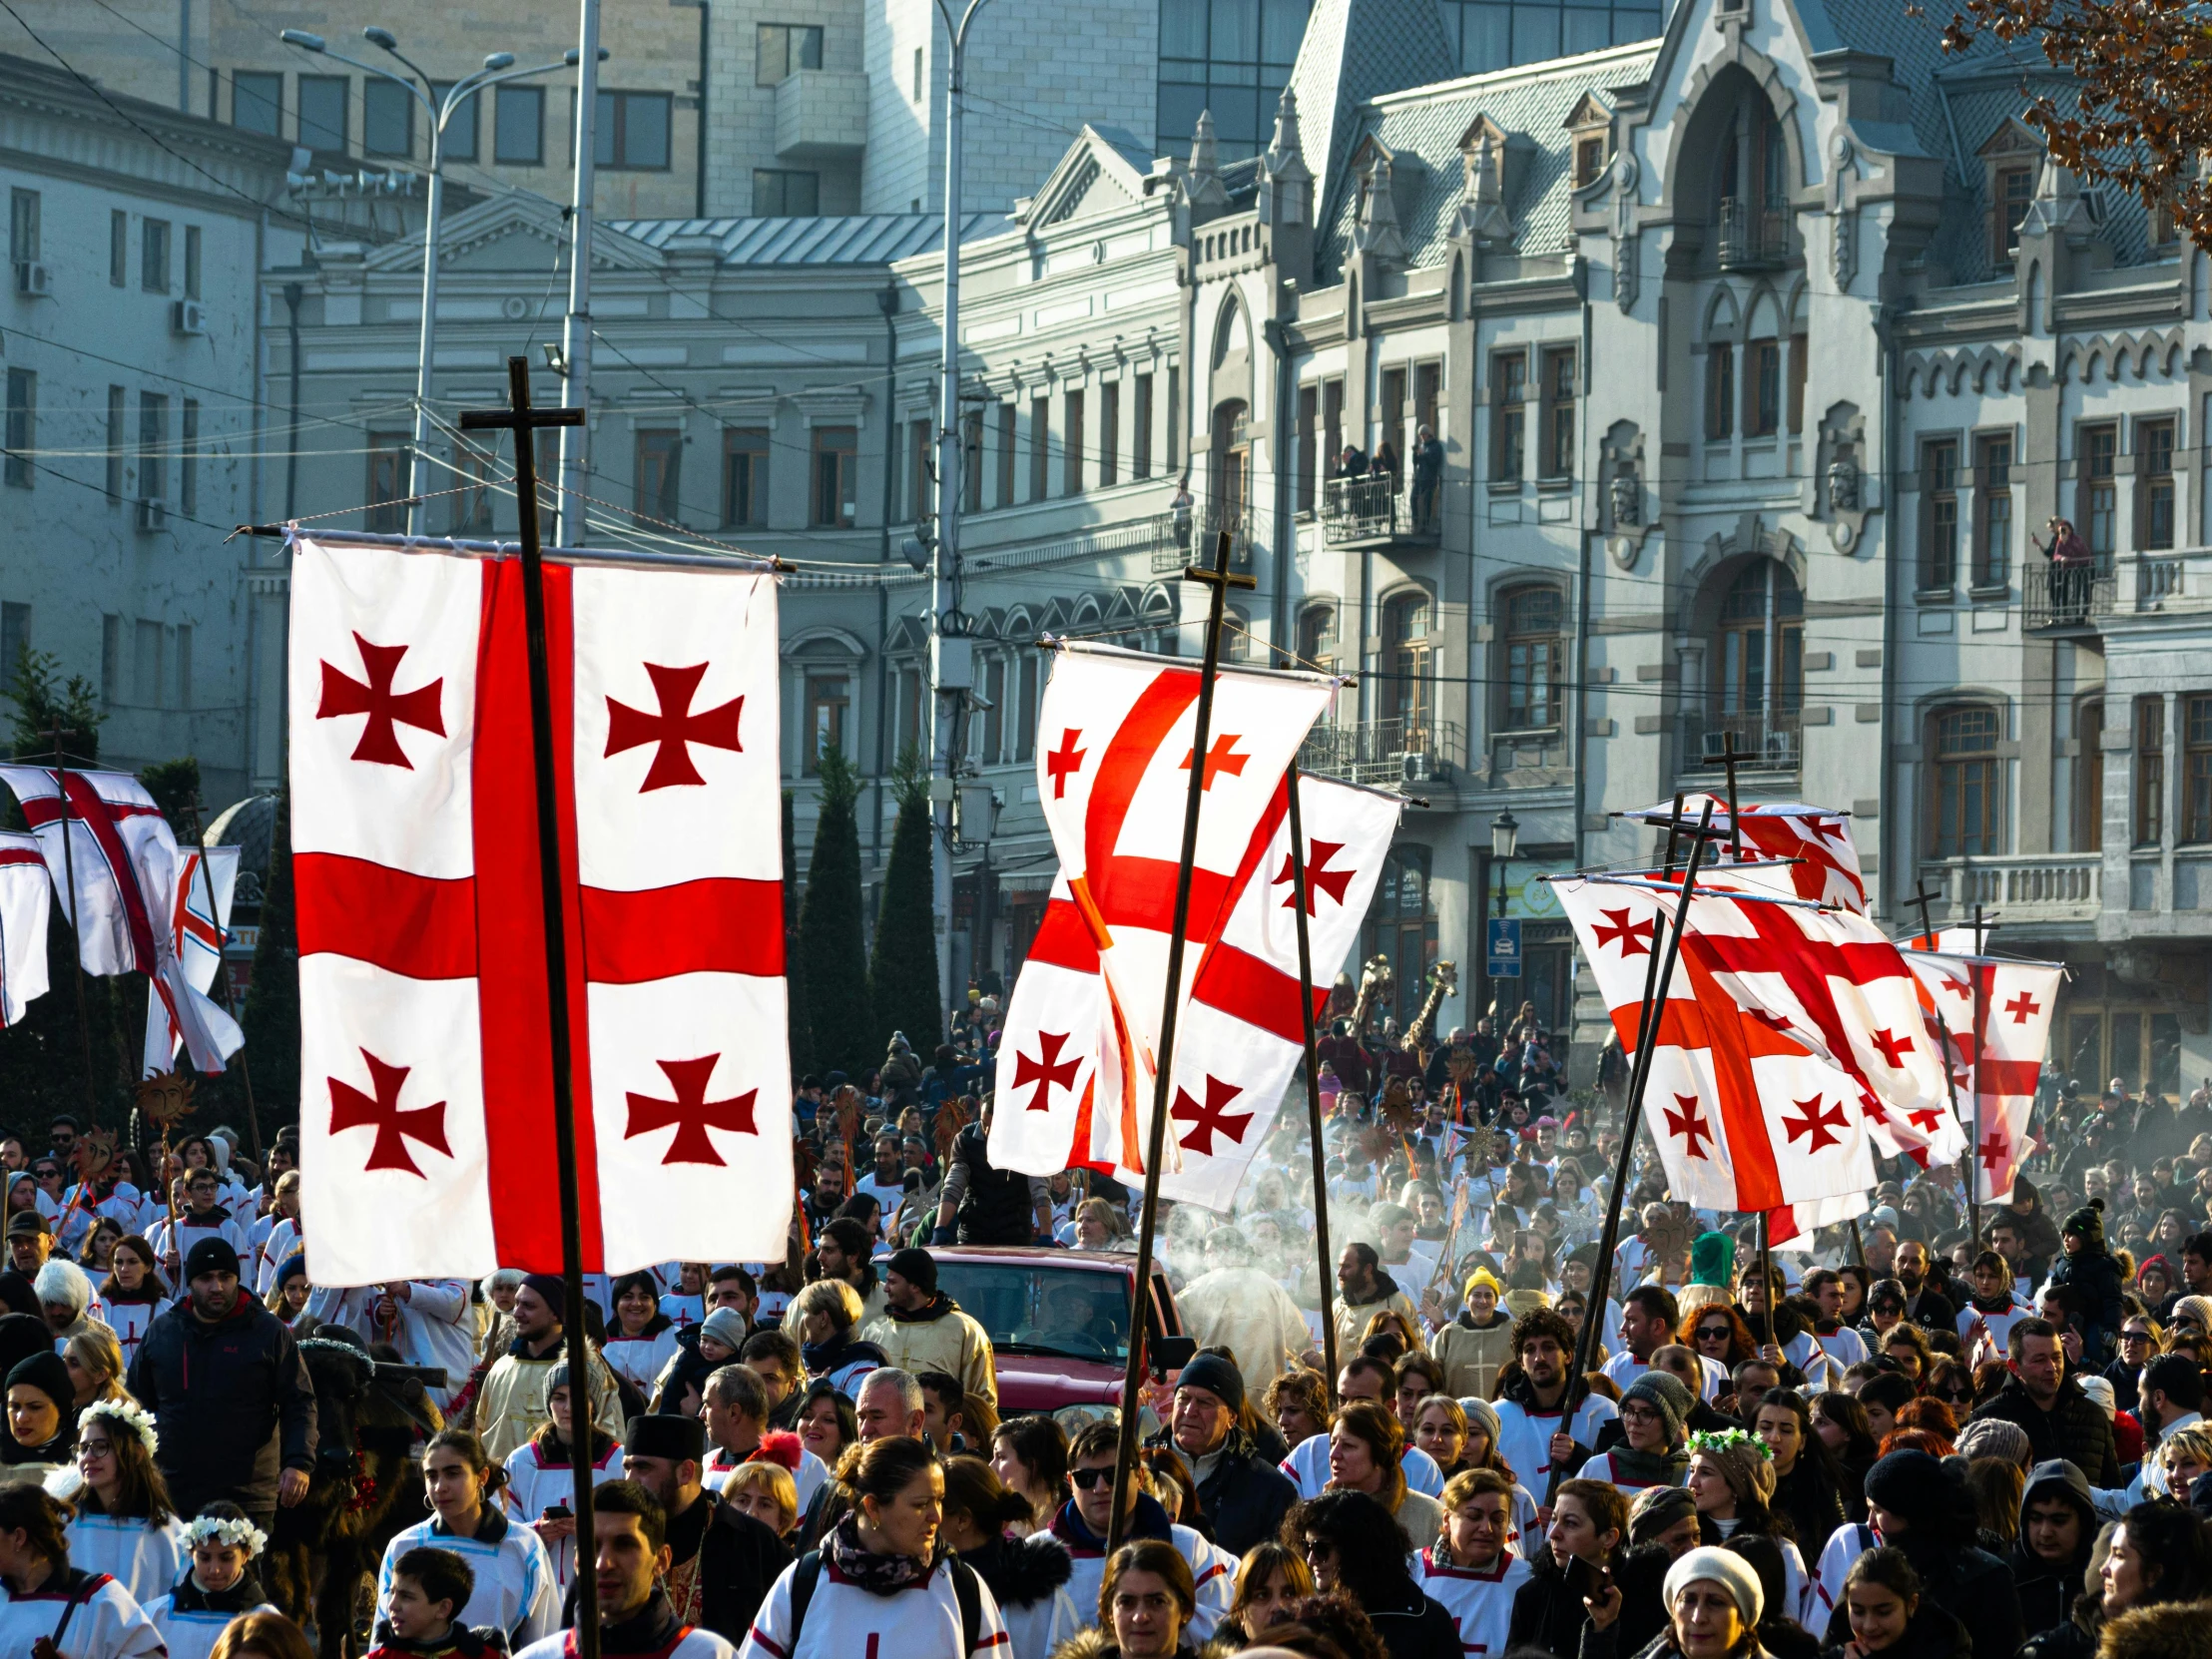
[782,789,812,1078]
[869,747,941,1054]
[796,748,872,1078]
[238,790,298,1133]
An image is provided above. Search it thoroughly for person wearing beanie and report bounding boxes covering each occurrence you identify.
[1951,1416,2033,1470]
[498,1361,625,1591]
[1434,1267,1517,1399]
[1685,1428,1809,1623]
[2049,1201,2126,1364]
[1964,1316,2121,1487]
[1,1350,76,1467]
[1628,1485,1702,1559]
[1690,1232,1737,1290]
[124,1229,315,1535]
[855,1247,997,1405]
[1663,1543,1765,1632]
[1582,1372,1692,1490]
[1143,1346,1295,1555]
[1817,1449,2022,1659]
[472,1273,623,1464]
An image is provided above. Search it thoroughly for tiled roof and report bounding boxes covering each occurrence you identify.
[1315,41,1662,276]
[607,212,1007,265]
[1290,0,1458,215]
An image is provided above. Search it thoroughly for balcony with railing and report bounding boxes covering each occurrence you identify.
[1716,198,1791,270]
[1299,718,1463,788]
[1150,501,1261,575]
[1320,473,1440,546]
[1915,853,2102,926]
[2022,559,2116,629]
[1677,706,1802,775]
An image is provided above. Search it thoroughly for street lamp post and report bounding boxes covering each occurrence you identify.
[280,29,576,537]
[1490,809,1519,917]
[927,0,993,1017]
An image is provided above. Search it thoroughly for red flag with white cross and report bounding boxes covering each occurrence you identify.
[1903,947,2061,1200]
[1028,643,1336,1177]
[287,532,789,1284]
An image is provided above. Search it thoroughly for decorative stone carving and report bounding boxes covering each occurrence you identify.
[1614,233,1639,312]
[1810,401,1873,552]
[1829,134,1858,289]
[1612,150,1641,312]
[1600,420,1654,569]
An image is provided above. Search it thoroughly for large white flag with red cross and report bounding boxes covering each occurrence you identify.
[140,844,240,1076]
[1558,873,1880,1212]
[1031,644,1336,1177]
[0,831,50,1026]
[989,873,1105,1177]
[287,532,789,1284]
[0,768,242,1071]
[1621,796,1867,910]
[1903,948,2061,1199]
[1134,772,1401,1209]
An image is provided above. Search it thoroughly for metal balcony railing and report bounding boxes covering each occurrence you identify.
[1679,707,1802,773]
[1717,197,1790,270]
[2022,561,2116,628]
[1151,502,1260,574]
[1299,718,1462,787]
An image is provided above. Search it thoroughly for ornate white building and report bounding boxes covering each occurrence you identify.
[270,0,2212,1094]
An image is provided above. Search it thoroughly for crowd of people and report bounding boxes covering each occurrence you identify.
[0,991,2208,1659]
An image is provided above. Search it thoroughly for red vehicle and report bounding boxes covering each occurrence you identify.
[930,1245,1197,1415]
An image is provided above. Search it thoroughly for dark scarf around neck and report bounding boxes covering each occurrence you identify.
[828,1510,948,1594]
[173,1569,269,1614]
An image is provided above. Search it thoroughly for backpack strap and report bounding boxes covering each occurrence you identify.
[786,1551,824,1653]
[950,1557,981,1658]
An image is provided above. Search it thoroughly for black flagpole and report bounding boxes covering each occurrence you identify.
[459,359,599,1659]
[1283,753,1339,1404]
[1105,528,1257,1554]
[184,795,263,1167]
[1911,879,1976,1243]
[50,727,101,1122]
[1560,797,1713,1502]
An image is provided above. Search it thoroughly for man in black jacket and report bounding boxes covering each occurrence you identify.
[126,1237,316,1533]
[1149,1350,1295,1554]
[931,1101,1051,1246]
[1968,1318,2122,1486]
[620,1411,791,1645]
[1829,1449,2024,1659]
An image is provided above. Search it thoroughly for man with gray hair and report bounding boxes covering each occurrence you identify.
[790,1368,926,1548]
[701,1363,831,1515]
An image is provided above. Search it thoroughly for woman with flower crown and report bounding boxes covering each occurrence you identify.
[1686,1427,1811,1623]
[141,1501,280,1659]
[60,1395,189,1604]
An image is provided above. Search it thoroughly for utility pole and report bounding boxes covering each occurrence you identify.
[556,0,602,547]
[929,0,992,1012]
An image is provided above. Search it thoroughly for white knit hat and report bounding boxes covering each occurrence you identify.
[1663,1545,1764,1626]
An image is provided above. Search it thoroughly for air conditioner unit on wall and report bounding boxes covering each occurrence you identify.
[172,299,207,335]
[13,263,49,297]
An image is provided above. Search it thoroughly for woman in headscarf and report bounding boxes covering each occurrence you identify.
[1598,1544,1767,1659]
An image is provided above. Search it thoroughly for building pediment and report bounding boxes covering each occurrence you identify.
[364,194,663,276]
[1019,125,1154,230]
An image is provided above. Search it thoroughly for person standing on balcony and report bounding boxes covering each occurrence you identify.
[2035,516,2094,620]
[1411,425,1443,527]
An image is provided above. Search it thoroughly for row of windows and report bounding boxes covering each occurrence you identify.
[8,195,204,298]
[366,424,862,534]
[226,72,671,171]
[2,375,200,512]
[1704,334,1808,441]
[2128,693,2212,849]
[892,375,1181,520]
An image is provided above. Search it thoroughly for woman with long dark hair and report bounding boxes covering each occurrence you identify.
[93,1235,169,1368]
[377,1429,559,1650]
[1288,1488,1460,1658]
[941,1454,1077,1659]
[1754,1393,1845,1564]
[1809,1392,1876,1521]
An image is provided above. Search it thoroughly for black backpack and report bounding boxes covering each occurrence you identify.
[784,1549,983,1656]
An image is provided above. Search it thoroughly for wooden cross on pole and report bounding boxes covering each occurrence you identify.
[456,358,604,1659]
[1106,528,1255,1555]
[1909,879,1944,950]
[1700,737,1759,857]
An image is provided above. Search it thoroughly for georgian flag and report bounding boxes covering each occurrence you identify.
[989,873,1104,1177]
[140,844,241,1075]
[288,532,790,1284]
[1557,874,1879,1212]
[1031,643,1336,1175]
[0,831,50,1025]
[1903,948,2062,1200]
[1134,772,1401,1209]
[0,768,242,1071]
[1621,796,1868,910]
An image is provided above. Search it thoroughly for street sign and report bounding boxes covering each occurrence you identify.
[1486,916,1522,978]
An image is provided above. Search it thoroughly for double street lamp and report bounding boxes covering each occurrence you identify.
[279,28,586,536]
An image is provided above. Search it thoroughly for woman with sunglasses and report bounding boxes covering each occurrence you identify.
[1682,1307,1758,1384]
[1922,1357,1978,1414]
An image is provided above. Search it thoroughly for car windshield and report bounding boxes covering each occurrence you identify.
[932,1260,1133,1364]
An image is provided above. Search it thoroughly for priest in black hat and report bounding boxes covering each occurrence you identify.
[620,1411,791,1646]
